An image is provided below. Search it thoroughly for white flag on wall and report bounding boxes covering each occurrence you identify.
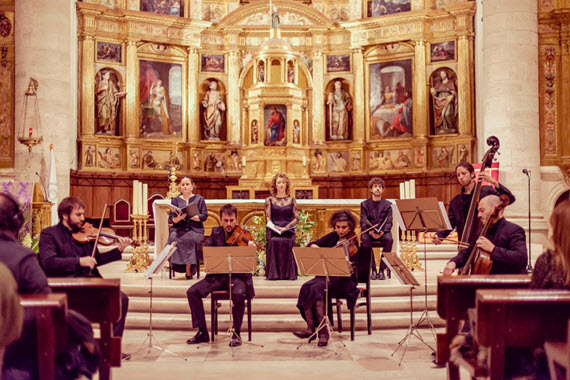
[47,144,58,226]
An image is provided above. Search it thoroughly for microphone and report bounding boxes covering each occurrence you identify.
[35,172,49,202]
[522,169,530,176]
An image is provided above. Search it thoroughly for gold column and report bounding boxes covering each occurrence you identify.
[125,40,139,138]
[352,47,365,143]
[312,50,325,144]
[80,34,95,136]
[413,40,428,138]
[559,27,570,156]
[227,50,241,145]
[187,47,200,143]
[457,34,473,136]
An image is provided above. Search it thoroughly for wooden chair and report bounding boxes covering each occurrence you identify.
[48,278,122,380]
[334,247,373,341]
[20,294,68,380]
[210,290,252,342]
[456,289,570,380]
[110,199,132,238]
[436,274,531,379]
[544,318,570,380]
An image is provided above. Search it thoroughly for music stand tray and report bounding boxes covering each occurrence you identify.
[203,246,258,352]
[383,252,434,365]
[293,247,351,349]
[393,198,451,340]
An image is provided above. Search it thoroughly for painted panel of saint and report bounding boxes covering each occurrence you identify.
[328,151,349,173]
[429,68,458,135]
[264,105,287,146]
[141,149,183,171]
[432,146,456,168]
[430,41,455,62]
[96,42,122,63]
[367,0,411,17]
[326,54,350,73]
[140,0,183,17]
[368,149,412,171]
[326,80,353,141]
[139,60,182,138]
[98,147,121,169]
[369,59,413,139]
[201,54,225,73]
[95,69,125,136]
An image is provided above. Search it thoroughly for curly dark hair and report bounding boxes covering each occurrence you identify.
[455,162,475,174]
[329,210,356,230]
[368,177,385,189]
[219,203,237,218]
[57,197,86,222]
[270,173,291,196]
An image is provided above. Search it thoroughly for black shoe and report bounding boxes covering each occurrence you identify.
[186,330,210,344]
[229,333,242,347]
[370,272,378,280]
[121,353,131,361]
[378,271,386,280]
[292,329,313,339]
[185,274,193,280]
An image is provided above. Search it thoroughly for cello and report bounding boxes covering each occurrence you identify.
[460,194,510,275]
[458,136,501,251]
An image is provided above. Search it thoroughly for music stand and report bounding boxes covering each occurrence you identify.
[135,243,186,360]
[383,252,433,364]
[203,246,260,352]
[393,198,451,341]
[293,247,352,349]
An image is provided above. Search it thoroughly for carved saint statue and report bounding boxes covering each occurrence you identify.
[327,80,353,140]
[430,69,458,134]
[201,80,226,140]
[96,71,126,135]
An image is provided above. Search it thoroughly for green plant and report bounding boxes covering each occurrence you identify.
[295,209,317,247]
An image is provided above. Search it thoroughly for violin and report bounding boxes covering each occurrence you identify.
[334,231,359,257]
[460,194,510,275]
[225,225,264,249]
[73,222,139,247]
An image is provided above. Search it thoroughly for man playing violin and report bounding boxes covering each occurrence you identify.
[442,195,527,275]
[38,197,132,359]
[293,210,360,347]
[433,162,516,245]
[360,177,393,280]
[186,203,255,347]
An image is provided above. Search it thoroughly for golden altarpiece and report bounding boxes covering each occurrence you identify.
[75,0,477,200]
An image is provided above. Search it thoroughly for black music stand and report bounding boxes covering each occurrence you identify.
[136,243,186,359]
[393,198,451,341]
[203,246,260,353]
[383,252,431,364]
[293,247,352,350]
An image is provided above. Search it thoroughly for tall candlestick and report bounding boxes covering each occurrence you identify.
[142,183,148,215]
[410,179,416,198]
[399,182,405,199]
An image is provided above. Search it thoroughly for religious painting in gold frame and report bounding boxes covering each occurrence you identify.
[200,54,225,73]
[428,41,456,63]
[326,54,351,73]
[95,40,123,64]
[140,0,184,17]
[366,0,411,18]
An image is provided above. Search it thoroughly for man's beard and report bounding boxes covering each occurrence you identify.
[69,219,84,232]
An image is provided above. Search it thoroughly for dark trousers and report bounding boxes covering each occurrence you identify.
[113,291,129,337]
[361,232,393,271]
[186,275,247,332]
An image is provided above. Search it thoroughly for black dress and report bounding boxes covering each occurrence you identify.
[265,196,298,280]
[296,231,360,320]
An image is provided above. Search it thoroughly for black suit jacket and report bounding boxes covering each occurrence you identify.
[39,223,122,277]
[450,217,527,274]
[360,198,393,233]
[203,226,255,298]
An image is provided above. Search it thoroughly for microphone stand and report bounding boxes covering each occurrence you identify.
[523,169,532,271]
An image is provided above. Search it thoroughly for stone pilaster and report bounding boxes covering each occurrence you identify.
[413,40,428,139]
[187,48,200,143]
[227,50,241,145]
[125,40,139,138]
[312,50,325,145]
[352,48,365,143]
[457,34,473,136]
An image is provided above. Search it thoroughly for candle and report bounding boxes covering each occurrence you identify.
[410,179,416,198]
[142,183,148,215]
[133,180,140,214]
[399,182,405,199]
[404,181,410,200]
[242,156,246,167]
[302,156,306,166]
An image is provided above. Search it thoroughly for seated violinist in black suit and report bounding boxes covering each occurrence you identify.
[293,210,360,347]
[186,204,256,347]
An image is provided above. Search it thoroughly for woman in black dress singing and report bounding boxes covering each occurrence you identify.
[265,173,298,280]
[293,210,360,347]
[167,177,208,279]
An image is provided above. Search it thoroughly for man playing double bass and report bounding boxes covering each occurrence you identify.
[442,195,527,275]
[186,203,255,347]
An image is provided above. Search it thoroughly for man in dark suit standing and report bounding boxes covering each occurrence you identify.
[360,177,393,280]
[186,204,256,347]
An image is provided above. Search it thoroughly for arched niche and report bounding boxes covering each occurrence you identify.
[429,67,458,136]
[199,79,227,142]
[94,68,124,137]
[324,78,353,141]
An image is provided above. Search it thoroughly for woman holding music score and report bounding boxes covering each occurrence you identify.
[432,162,516,245]
[168,177,208,279]
[293,210,360,347]
[265,173,299,280]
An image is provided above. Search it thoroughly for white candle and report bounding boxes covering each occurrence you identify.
[399,182,405,199]
[142,183,148,215]
[404,181,410,200]
[302,156,306,166]
[242,156,246,167]
[133,180,139,214]
[410,179,416,199]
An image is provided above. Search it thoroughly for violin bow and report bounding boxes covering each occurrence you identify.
[89,203,108,275]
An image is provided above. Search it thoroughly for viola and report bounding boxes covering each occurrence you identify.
[225,225,264,249]
[460,194,510,275]
[335,231,358,257]
[73,222,138,247]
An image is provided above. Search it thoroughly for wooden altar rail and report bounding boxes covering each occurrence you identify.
[436,274,531,379]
